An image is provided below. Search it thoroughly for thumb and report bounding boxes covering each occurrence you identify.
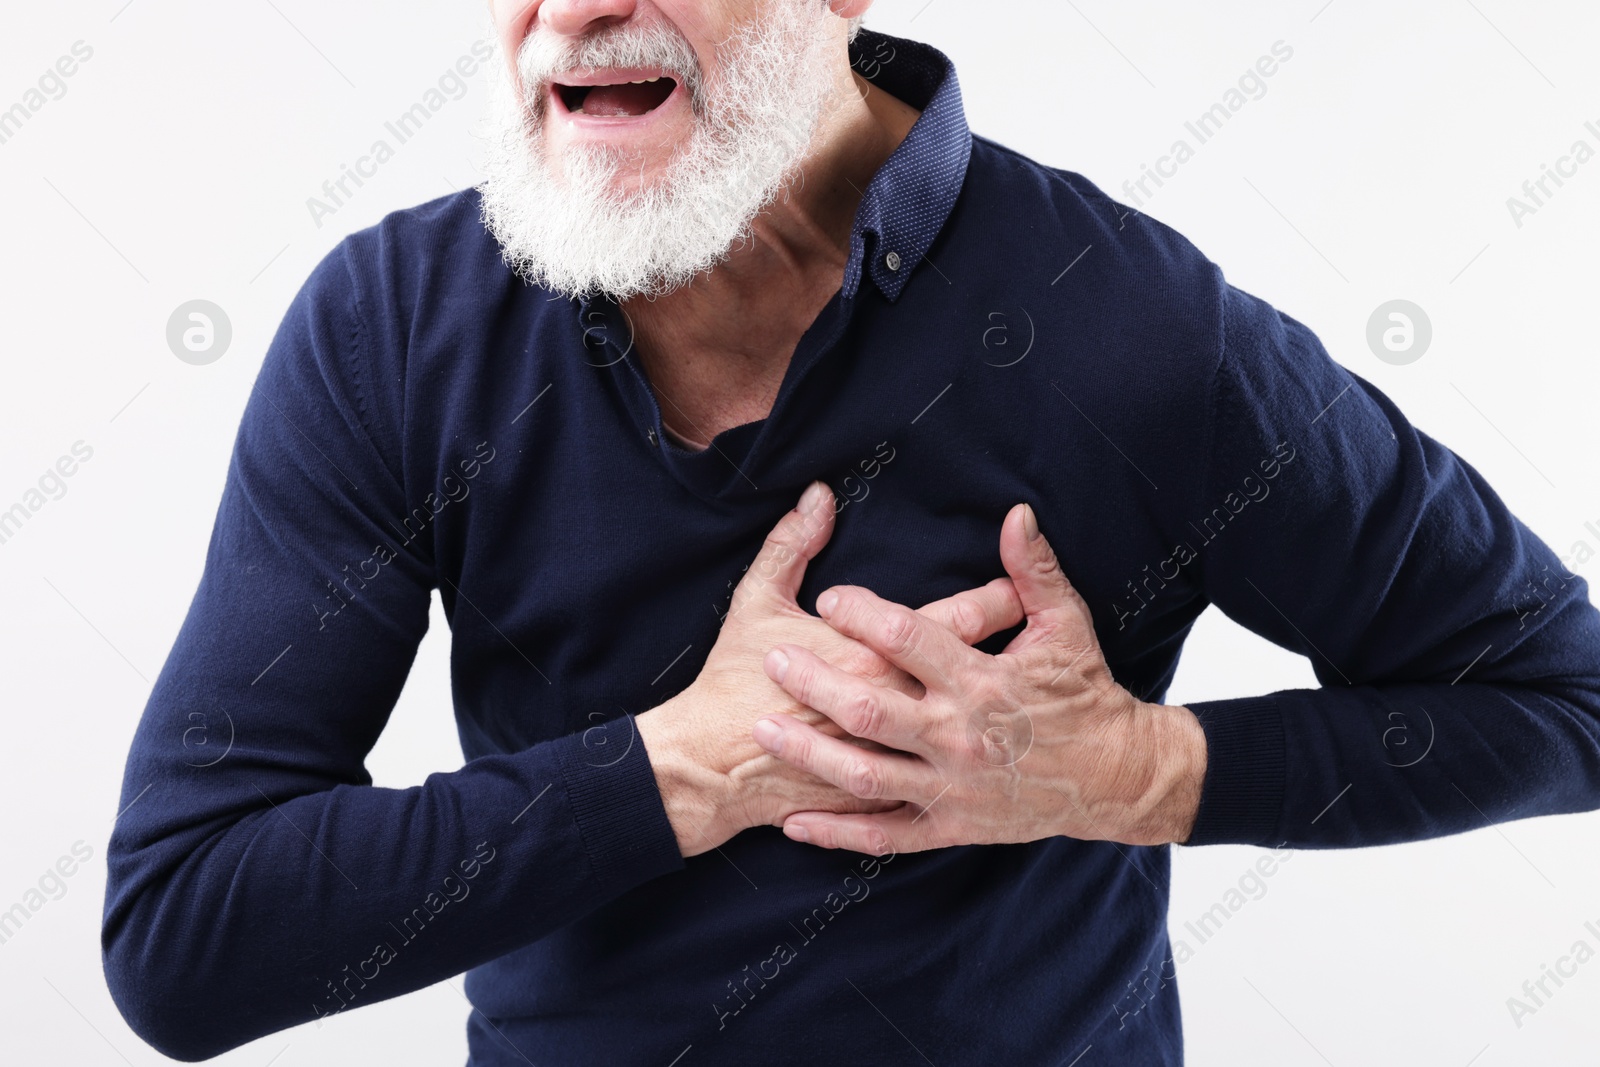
[998,503,1093,642]
[729,481,837,617]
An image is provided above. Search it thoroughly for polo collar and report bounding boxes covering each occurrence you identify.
[842,29,972,302]
[569,29,971,315]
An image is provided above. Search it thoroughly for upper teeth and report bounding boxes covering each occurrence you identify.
[628,77,662,84]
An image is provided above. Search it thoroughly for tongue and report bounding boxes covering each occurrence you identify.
[581,81,673,117]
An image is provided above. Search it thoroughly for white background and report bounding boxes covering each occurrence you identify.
[3,0,1599,1063]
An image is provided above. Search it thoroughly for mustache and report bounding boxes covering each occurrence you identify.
[516,21,704,114]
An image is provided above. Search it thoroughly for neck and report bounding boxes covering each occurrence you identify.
[621,68,921,432]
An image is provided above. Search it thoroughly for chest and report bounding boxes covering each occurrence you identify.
[410,277,1211,756]
[642,357,785,447]
[626,285,840,446]
[431,409,1200,758]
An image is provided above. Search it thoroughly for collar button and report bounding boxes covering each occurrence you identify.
[884,251,902,272]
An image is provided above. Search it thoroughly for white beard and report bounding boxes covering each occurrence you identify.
[477,2,842,301]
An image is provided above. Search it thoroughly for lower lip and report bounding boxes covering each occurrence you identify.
[548,79,688,134]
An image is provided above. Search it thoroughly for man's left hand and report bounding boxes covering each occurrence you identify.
[751,502,1209,854]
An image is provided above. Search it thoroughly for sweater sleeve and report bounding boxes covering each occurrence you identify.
[100,241,685,1061]
[1181,277,1600,849]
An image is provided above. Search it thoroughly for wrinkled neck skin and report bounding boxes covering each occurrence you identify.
[622,68,920,404]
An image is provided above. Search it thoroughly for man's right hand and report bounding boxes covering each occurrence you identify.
[635,481,1024,857]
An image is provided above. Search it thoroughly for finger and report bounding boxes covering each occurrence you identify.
[999,503,1097,648]
[780,806,942,856]
[815,584,983,693]
[729,482,836,615]
[753,713,938,801]
[776,779,903,818]
[764,644,924,750]
[915,577,1023,646]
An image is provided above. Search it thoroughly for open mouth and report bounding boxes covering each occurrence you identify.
[554,75,680,118]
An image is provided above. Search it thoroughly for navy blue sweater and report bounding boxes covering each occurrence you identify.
[103,30,1600,1066]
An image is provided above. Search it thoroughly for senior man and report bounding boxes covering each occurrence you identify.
[104,1,1600,1064]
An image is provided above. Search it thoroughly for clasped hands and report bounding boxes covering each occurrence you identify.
[634,481,1207,859]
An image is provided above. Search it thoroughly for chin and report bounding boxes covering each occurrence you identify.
[477,4,838,301]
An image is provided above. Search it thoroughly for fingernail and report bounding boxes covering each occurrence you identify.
[1021,503,1041,541]
[784,824,810,844]
[765,648,790,683]
[816,589,839,617]
[799,481,829,515]
[752,718,783,753]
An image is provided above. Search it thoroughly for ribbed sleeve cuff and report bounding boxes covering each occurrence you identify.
[551,715,685,894]
[1183,695,1286,847]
